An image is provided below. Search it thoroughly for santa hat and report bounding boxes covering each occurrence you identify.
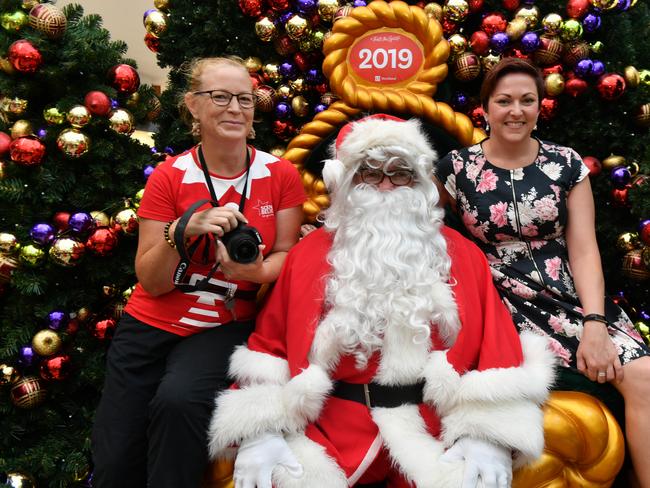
[322,114,438,191]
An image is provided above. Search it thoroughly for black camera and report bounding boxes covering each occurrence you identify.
[220,224,263,264]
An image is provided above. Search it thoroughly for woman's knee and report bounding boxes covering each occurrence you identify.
[619,356,650,403]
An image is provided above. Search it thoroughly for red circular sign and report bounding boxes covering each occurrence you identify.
[349,31,423,85]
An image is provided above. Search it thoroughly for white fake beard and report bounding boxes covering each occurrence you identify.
[321,183,454,369]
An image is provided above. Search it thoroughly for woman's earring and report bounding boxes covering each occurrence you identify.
[484,120,490,132]
[191,120,201,137]
[247,126,256,140]
[533,123,538,131]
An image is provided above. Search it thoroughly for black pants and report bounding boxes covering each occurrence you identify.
[91,313,254,488]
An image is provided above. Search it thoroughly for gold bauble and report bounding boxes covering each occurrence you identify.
[1,10,29,31]
[111,208,139,235]
[482,52,502,73]
[285,14,309,41]
[0,161,5,180]
[76,307,92,322]
[635,320,649,343]
[57,128,90,158]
[0,363,20,385]
[590,41,604,54]
[291,95,309,118]
[311,28,327,50]
[67,104,91,128]
[269,145,286,158]
[122,285,136,301]
[506,17,527,40]
[154,0,170,11]
[559,19,583,42]
[32,329,62,356]
[0,254,19,284]
[90,210,111,227]
[298,36,316,53]
[443,0,469,22]
[43,106,65,125]
[1,97,28,116]
[145,95,161,121]
[244,56,262,73]
[19,244,46,267]
[602,154,626,171]
[255,16,276,43]
[49,237,85,266]
[639,69,650,87]
[10,119,33,139]
[616,232,640,253]
[634,103,650,128]
[263,63,282,84]
[133,188,145,207]
[448,34,468,56]
[642,247,650,269]
[144,9,167,38]
[621,249,650,281]
[514,4,540,28]
[108,108,135,135]
[22,0,40,10]
[276,84,294,99]
[589,0,618,10]
[542,13,563,35]
[0,233,19,254]
[0,56,16,74]
[423,2,443,20]
[623,66,639,88]
[545,73,565,97]
[289,77,306,94]
[318,0,339,22]
[10,376,46,409]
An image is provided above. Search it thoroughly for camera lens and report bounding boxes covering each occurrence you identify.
[232,240,258,263]
[220,224,262,264]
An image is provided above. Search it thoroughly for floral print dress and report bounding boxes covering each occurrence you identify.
[437,140,649,369]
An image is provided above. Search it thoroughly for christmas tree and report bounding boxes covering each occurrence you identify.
[0,1,157,485]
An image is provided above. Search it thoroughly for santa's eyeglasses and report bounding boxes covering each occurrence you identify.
[356,166,415,186]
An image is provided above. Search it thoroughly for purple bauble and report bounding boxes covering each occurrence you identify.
[610,166,631,189]
[68,212,95,234]
[451,91,469,111]
[574,59,593,78]
[296,0,317,15]
[313,103,327,114]
[47,310,69,331]
[279,61,297,80]
[520,32,540,53]
[275,101,292,119]
[279,11,295,24]
[305,68,322,84]
[164,146,174,155]
[616,0,631,11]
[639,310,650,321]
[143,164,155,181]
[29,222,56,245]
[18,345,35,367]
[591,60,605,77]
[582,13,601,33]
[489,32,509,53]
[353,0,367,6]
[37,128,47,139]
[110,99,119,109]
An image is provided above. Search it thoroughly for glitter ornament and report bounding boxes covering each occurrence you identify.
[32,329,62,356]
[10,376,46,408]
[28,3,66,38]
[454,52,481,82]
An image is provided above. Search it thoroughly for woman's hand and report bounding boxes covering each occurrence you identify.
[184,205,247,238]
[577,321,624,383]
[216,240,268,283]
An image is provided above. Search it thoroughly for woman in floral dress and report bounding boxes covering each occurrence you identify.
[435,57,650,486]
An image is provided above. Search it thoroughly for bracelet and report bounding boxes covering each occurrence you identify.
[163,220,176,249]
[583,313,608,326]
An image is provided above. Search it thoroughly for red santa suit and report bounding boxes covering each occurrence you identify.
[208,226,554,487]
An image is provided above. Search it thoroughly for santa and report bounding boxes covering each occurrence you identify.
[207,115,555,488]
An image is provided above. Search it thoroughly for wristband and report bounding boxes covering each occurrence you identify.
[582,313,608,326]
[163,220,176,249]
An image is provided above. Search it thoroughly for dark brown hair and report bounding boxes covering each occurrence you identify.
[480,57,544,110]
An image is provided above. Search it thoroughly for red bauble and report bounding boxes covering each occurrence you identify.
[8,40,42,73]
[9,136,45,166]
[481,12,507,37]
[442,18,458,36]
[274,35,297,57]
[596,73,626,101]
[254,85,277,113]
[84,91,112,116]
[542,64,563,76]
[53,211,71,231]
[313,83,329,95]
[564,75,588,97]
[268,0,290,11]
[85,227,119,256]
[91,318,117,340]
[0,132,11,156]
[468,0,484,12]
[610,187,630,208]
[582,156,602,176]
[539,97,559,120]
[272,120,297,141]
[293,52,311,72]
[40,354,71,381]
[639,220,650,246]
[239,0,263,16]
[467,105,487,129]
[249,73,264,89]
[107,64,140,95]
[566,0,590,19]
[502,0,520,10]
[144,32,160,53]
[470,31,490,56]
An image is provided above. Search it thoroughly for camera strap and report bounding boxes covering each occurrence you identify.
[171,145,251,294]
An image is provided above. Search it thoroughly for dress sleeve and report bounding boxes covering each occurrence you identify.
[567,147,590,190]
[436,150,458,200]
[137,161,177,222]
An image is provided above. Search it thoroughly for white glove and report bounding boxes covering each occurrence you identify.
[440,437,513,488]
[233,432,303,488]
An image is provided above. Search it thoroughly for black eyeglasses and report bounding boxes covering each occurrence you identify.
[356,166,416,186]
[193,89,256,109]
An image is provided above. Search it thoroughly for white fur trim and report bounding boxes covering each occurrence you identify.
[452,332,556,405]
[208,364,333,458]
[336,118,437,171]
[440,400,545,467]
[271,434,348,488]
[229,346,291,386]
[322,159,346,193]
[375,319,430,385]
[372,405,464,487]
[422,350,462,415]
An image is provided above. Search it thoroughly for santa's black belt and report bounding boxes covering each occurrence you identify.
[331,380,425,409]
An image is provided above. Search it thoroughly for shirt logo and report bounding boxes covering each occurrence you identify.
[253,199,274,218]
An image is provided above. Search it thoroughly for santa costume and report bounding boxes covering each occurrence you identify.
[208,115,555,487]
